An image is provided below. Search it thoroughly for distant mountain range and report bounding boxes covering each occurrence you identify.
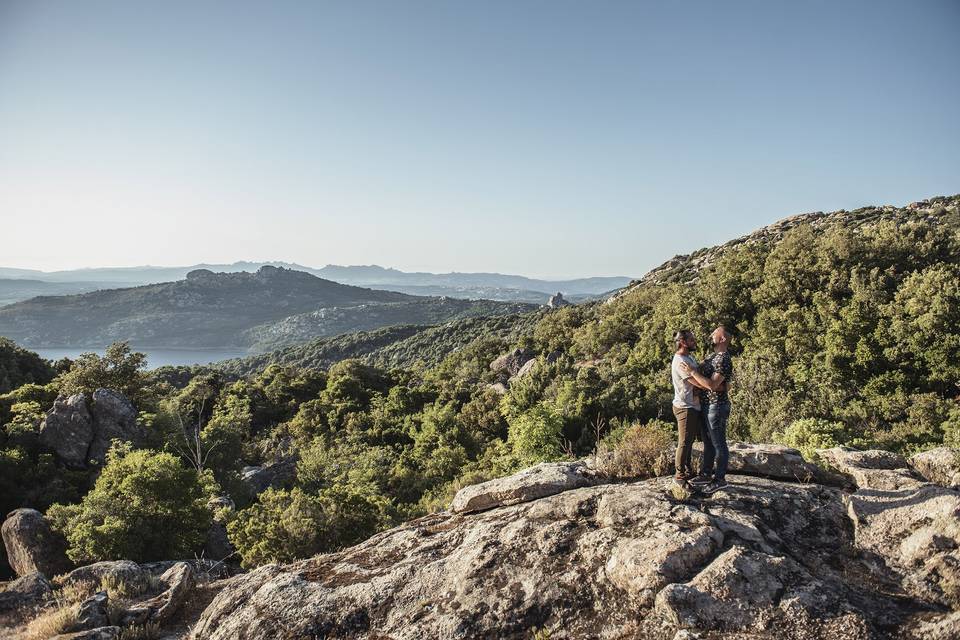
[0,266,537,351]
[0,262,630,306]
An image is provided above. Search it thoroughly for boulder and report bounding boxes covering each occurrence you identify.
[40,394,94,468]
[39,389,143,468]
[190,476,902,640]
[489,348,534,377]
[909,447,960,489]
[74,591,110,630]
[240,458,297,496]
[546,292,571,308]
[52,626,121,640]
[87,388,142,465]
[486,382,508,395]
[816,446,921,490]
[1,508,71,578]
[57,560,146,591]
[0,571,53,612]
[204,496,236,561]
[723,442,847,486]
[450,461,594,513]
[514,357,537,379]
[120,561,195,626]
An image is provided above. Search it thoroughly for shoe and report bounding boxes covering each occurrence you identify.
[702,480,728,495]
[688,475,712,486]
[680,471,698,481]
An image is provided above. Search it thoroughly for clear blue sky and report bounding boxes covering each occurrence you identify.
[1,1,957,279]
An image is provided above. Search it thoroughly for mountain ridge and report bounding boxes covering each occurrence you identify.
[0,266,536,350]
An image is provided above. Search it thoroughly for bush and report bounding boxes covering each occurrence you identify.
[48,444,211,563]
[227,486,382,568]
[774,418,847,461]
[55,341,155,408]
[507,404,566,466]
[595,421,673,480]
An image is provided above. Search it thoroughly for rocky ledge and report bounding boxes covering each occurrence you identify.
[189,443,960,640]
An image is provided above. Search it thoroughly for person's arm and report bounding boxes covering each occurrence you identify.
[679,361,725,392]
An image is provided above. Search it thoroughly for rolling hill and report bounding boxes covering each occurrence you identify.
[0,266,537,351]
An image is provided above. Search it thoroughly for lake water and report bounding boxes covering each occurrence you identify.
[30,347,251,369]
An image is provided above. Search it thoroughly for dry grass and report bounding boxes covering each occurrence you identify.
[100,572,165,601]
[120,622,161,639]
[22,601,78,640]
[595,422,674,480]
[56,578,99,604]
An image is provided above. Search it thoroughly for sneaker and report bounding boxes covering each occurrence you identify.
[680,471,698,481]
[688,475,713,486]
[702,480,729,495]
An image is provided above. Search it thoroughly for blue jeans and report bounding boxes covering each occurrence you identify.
[700,401,730,482]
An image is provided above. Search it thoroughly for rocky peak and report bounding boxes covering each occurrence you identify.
[547,291,571,308]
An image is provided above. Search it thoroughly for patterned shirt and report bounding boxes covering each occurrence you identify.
[700,351,733,405]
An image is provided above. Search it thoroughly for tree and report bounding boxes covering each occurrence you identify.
[0,338,56,394]
[55,342,153,407]
[48,444,211,563]
[508,404,566,466]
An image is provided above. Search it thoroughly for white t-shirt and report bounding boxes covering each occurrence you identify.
[671,353,700,410]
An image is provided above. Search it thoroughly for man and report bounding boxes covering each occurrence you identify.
[670,329,703,485]
[680,325,733,494]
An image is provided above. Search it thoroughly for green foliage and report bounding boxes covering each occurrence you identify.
[55,342,156,408]
[774,418,847,461]
[0,337,56,394]
[227,486,381,568]
[508,404,567,466]
[48,444,211,563]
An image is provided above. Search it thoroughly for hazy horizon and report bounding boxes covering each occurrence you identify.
[2,1,958,279]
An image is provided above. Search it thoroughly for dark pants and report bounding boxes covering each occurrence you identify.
[672,406,701,479]
[700,401,730,481]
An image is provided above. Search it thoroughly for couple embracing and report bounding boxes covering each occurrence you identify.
[670,326,734,495]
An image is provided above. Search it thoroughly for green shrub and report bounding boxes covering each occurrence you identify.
[595,421,673,480]
[48,444,211,563]
[507,404,566,466]
[227,486,381,568]
[774,418,847,461]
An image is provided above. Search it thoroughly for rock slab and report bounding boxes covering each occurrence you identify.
[450,461,593,513]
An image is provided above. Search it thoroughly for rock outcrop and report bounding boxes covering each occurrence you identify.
[546,292,571,308]
[1,508,71,578]
[56,560,146,590]
[87,389,140,464]
[240,459,297,496]
[0,571,53,612]
[489,348,534,378]
[190,449,957,639]
[120,562,195,626]
[39,394,94,468]
[817,446,919,490]
[723,442,847,486]
[910,447,960,489]
[39,389,144,468]
[451,461,593,513]
[204,496,236,560]
[74,591,110,630]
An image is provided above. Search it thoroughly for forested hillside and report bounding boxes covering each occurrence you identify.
[0,266,535,350]
[0,195,957,575]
